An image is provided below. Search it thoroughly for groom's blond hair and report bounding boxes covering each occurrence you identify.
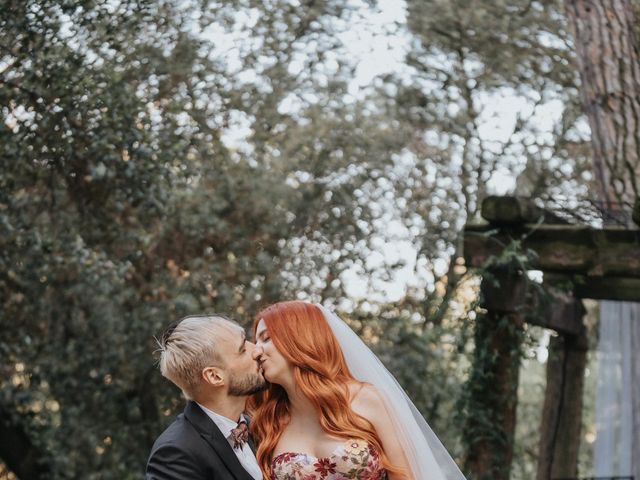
[157,314,241,399]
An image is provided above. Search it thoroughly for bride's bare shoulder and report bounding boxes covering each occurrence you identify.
[349,382,386,419]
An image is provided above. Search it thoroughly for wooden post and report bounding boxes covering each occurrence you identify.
[463,268,526,480]
[536,294,588,480]
[633,313,640,480]
[464,195,640,480]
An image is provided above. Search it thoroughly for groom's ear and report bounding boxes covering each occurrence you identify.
[202,366,225,387]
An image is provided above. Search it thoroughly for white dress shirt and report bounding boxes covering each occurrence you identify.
[196,403,262,480]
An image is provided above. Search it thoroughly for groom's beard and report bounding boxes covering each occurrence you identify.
[228,372,268,396]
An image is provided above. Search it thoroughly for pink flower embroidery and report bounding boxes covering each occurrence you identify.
[273,452,298,465]
[367,453,380,470]
[367,444,378,457]
[361,467,383,480]
[313,458,337,477]
[270,441,388,479]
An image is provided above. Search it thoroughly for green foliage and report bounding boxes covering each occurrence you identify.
[1,0,601,477]
[0,1,405,477]
[481,240,538,275]
[386,0,592,223]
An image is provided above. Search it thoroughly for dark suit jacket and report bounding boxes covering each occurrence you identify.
[145,401,257,480]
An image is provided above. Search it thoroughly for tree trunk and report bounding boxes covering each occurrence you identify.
[536,327,589,480]
[565,0,640,210]
[565,1,640,477]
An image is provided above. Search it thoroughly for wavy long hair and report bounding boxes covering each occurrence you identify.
[248,300,403,479]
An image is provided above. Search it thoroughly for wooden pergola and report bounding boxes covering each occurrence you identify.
[462,195,640,480]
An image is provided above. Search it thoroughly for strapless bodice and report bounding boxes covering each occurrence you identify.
[271,438,387,479]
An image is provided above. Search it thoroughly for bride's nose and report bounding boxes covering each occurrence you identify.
[252,345,263,361]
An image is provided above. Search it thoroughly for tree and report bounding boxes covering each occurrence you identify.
[382,1,592,478]
[0,0,607,477]
[564,1,640,478]
[565,0,640,211]
[0,0,407,477]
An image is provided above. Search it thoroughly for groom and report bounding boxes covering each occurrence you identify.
[146,314,267,479]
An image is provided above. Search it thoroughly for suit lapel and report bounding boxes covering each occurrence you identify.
[184,401,255,480]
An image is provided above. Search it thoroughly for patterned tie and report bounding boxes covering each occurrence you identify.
[229,419,249,449]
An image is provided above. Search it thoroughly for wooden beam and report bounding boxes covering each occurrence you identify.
[464,224,640,278]
[480,195,571,225]
[481,196,544,225]
[528,286,585,336]
[542,273,640,302]
[571,276,640,301]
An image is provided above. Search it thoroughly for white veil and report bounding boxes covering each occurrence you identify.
[316,304,466,480]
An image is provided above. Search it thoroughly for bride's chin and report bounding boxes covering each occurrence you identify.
[262,371,279,384]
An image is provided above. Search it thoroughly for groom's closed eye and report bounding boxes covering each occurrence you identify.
[238,334,247,353]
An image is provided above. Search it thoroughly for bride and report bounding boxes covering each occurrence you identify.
[248,300,466,480]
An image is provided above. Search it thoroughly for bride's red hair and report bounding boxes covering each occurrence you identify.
[248,300,403,479]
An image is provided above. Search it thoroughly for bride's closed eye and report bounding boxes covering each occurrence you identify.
[256,328,270,344]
